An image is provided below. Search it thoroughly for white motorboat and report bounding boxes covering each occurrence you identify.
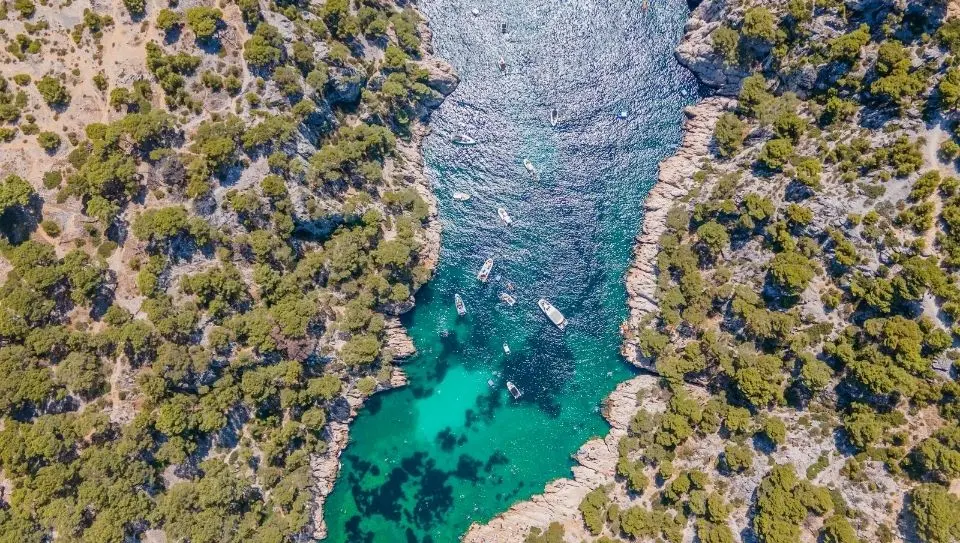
[455,293,466,316]
[618,110,628,120]
[499,292,516,306]
[550,108,558,127]
[471,8,480,16]
[453,191,471,201]
[452,133,477,145]
[538,298,567,330]
[503,343,511,354]
[497,207,513,226]
[487,379,495,387]
[477,258,494,282]
[506,381,522,399]
[498,56,507,73]
[523,159,536,174]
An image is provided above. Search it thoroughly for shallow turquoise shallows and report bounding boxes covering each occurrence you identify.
[322,1,697,541]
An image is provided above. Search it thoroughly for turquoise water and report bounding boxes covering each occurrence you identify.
[322,1,696,541]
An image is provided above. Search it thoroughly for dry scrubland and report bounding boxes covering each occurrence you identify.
[0,0,457,540]
[468,1,960,542]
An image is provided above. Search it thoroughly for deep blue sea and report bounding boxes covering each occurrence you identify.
[323,0,697,540]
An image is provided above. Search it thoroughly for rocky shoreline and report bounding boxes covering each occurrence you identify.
[621,97,732,371]
[462,97,728,542]
[463,2,732,539]
[307,12,459,540]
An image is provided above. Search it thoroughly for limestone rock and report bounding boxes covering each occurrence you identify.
[622,97,734,369]
[674,0,750,96]
[325,66,364,105]
[384,317,417,360]
[462,376,663,543]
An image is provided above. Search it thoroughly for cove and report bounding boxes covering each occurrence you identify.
[322,0,697,541]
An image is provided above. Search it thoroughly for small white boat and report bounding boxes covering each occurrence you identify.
[503,343,511,354]
[506,381,522,399]
[618,110,628,119]
[477,258,494,282]
[498,56,507,73]
[523,159,536,175]
[497,207,513,225]
[550,108,558,127]
[487,379,495,387]
[452,133,477,145]
[471,8,480,16]
[453,191,471,201]
[499,292,516,306]
[538,298,567,330]
[455,293,466,316]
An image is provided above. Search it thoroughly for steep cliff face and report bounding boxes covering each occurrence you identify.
[621,98,733,372]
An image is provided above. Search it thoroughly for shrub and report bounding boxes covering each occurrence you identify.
[0,174,35,212]
[822,97,858,125]
[13,0,35,18]
[828,24,870,63]
[908,484,960,543]
[525,522,565,543]
[940,140,960,161]
[714,112,747,157]
[243,24,284,68]
[36,75,69,106]
[39,220,60,237]
[738,74,773,118]
[341,334,380,366]
[156,9,182,33]
[741,7,777,43]
[800,356,832,392]
[759,138,795,170]
[768,251,816,295]
[792,156,822,188]
[42,171,62,189]
[773,111,805,143]
[121,0,145,16]
[185,7,222,40]
[722,443,753,473]
[712,25,740,64]
[760,416,787,447]
[697,221,729,257]
[36,131,61,151]
[578,487,608,535]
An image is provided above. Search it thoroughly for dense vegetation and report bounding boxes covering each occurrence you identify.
[0,0,447,541]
